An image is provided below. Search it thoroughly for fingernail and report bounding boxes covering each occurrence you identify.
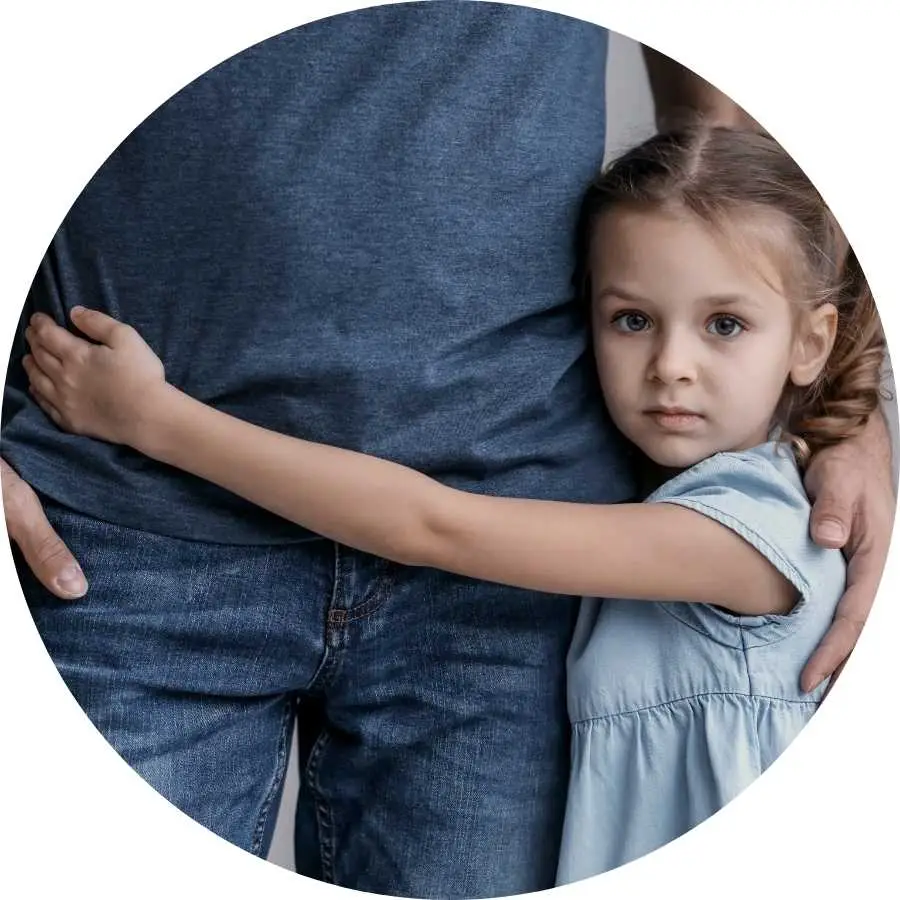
[816,520,846,544]
[71,306,84,316]
[54,565,88,598]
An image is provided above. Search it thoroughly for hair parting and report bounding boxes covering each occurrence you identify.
[575,124,887,465]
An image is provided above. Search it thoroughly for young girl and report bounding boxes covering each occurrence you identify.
[22,126,885,881]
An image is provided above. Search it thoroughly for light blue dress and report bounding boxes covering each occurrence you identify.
[557,441,846,883]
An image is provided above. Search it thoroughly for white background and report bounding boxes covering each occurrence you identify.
[1,2,897,898]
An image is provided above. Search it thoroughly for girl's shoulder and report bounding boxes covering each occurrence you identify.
[646,440,813,550]
[645,440,846,649]
[647,440,806,509]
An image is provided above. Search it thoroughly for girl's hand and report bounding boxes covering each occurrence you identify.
[23,307,167,447]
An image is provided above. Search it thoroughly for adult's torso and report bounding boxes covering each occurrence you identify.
[3,1,634,542]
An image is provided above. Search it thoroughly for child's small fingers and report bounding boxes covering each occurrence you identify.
[23,354,60,401]
[28,313,90,360]
[29,344,63,375]
[23,325,63,365]
[70,306,125,346]
[30,388,64,428]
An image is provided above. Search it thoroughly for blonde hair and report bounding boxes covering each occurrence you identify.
[574,125,886,465]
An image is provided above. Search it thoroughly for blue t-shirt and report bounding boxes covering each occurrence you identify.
[2,1,634,542]
[558,441,845,882]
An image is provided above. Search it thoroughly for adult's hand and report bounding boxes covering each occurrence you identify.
[1,458,87,598]
[801,412,895,692]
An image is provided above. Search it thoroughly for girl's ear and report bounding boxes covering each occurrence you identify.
[790,302,838,387]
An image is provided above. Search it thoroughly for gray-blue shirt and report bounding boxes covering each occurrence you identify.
[2,2,634,542]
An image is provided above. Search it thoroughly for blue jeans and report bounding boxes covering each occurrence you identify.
[22,500,577,898]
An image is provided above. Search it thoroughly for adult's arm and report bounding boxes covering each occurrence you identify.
[801,410,895,691]
[2,294,87,599]
[24,308,796,617]
[641,46,896,690]
[640,45,763,131]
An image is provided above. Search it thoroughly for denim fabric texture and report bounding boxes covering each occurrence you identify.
[2,2,633,544]
[22,498,579,898]
[6,4,633,895]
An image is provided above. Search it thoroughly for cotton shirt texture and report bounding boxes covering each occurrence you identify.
[557,441,846,882]
[2,1,634,542]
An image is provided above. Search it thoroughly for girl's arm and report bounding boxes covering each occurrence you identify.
[24,308,795,616]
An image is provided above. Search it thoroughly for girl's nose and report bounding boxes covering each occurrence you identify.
[648,333,698,384]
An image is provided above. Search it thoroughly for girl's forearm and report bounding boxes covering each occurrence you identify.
[133,385,796,615]
[137,384,444,563]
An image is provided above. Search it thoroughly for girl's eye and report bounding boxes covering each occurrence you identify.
[611,312,651,333]
[707,315,745,338]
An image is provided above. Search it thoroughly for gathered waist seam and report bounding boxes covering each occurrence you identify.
[571,689,819,726]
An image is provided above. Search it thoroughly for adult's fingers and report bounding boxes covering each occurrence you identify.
[820,657,848,700]
[1,459,87,599]
[800,609,865,693]
[808,482,854,549]
[800,543,880,693]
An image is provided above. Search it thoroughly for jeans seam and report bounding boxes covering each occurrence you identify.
[249,697,294,856]
[305,728,336,883]
[328,572,396,623]
[327,546,398,626]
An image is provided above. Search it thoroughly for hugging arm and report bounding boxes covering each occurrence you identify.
[642,46,895,687]
[24,308,794,617]
[801,411,895,690]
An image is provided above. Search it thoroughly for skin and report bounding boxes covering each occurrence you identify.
[3,49,892,689]
[588,204,895,691]
[800,413,895,691]
[21,303,798,617]
[18,208,866,634]
[591,206,837,469]
[642,46,765,133]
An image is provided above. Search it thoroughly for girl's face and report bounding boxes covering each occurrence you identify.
[590,205,832,470]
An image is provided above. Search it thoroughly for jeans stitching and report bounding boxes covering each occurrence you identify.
[327,546,398,625]
[305,728,335,883]
[249,697,294,856]
[302,545,346,691]
[332,565,398,623]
